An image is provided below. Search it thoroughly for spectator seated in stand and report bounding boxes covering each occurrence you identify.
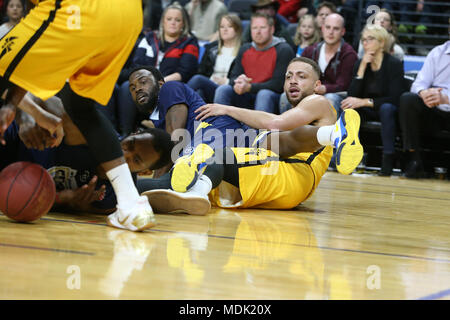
[185,0,228,43]
[277,0,302,23]
[187,13,242,103]
[113,2,199,137]
[357,9,405,62]
[294,13,321,56]
[301,13,357,115]
[241,0,297,50]
[398,40,450,179]
[342,24,405,177]
[144,0,190,31]
[0,94,174,214]
[0,0,24,38]
[314,1,337,31]
[214,12,295,114]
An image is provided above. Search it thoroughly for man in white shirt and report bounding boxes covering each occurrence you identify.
[398,41,450,179]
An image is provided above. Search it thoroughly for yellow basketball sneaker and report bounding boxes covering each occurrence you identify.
[106,196,156,232]
[170,143,215,193]
[334,109,364,175]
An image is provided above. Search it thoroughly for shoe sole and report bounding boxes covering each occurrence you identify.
[142,189,211,216]
[170,144,214,193]
[335,109,364,175]
[106,216,156,232]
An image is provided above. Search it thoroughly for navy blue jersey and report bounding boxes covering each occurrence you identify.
[0,122,125,210]
[150,81,257,155]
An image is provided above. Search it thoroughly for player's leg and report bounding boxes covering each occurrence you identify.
[142,166,218,215]
[143,148,239,215]
[62,1,155,231]
[170,143,216,192]
[264,126,322,158]
[0,0,152,231]
[265,109,364,175]
[59,84,155,231]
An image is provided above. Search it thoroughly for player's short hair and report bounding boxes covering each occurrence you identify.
[126,127,175,170]
[128,65,165,84]
[288,57,322,79]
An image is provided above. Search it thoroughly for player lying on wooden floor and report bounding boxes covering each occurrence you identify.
[0,93,173,216]
[139,57,364,215]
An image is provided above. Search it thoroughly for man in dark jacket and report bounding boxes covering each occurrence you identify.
[241,0,296,50]
[214,13,295,114]
[302,13,357,115]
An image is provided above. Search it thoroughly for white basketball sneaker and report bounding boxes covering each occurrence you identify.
[106,196,157,231]
[142,175,212,216]
[143,189,211,216]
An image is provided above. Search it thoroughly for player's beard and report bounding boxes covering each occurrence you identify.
[286,85,315,107]
[135,85,160,116]
[286,90,307,107]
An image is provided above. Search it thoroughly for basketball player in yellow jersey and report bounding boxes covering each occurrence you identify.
[0,0,156,231]
[140,57,363,214]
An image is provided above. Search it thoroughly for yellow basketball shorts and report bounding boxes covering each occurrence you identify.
[210,146,333,209]
[0,0,142,105]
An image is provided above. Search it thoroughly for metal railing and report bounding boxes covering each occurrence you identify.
[347,0,450,55]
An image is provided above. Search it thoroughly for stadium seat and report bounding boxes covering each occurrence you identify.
[198,45,206,63]
[228,0,257,21]
[241,20,250,32]
[287,23,297,38]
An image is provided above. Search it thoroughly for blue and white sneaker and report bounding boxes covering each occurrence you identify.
[170,144,215,193]
[333,109,364,175]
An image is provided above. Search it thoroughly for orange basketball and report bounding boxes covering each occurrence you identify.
[0,162,56,222]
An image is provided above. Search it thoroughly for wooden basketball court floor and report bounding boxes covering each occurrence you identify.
[0,172,449,300]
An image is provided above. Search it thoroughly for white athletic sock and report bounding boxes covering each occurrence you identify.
[317,124,340,147]
[186,175,212,198]
[106,163,141,209]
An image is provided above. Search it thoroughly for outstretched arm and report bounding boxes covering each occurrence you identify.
[53,175,114,214]
[195,95,333,131]
[9,86,63,142]
[0,103,16,145]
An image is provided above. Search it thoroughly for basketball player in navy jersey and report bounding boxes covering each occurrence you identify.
[0,0,155,232]
[127,66,257,191]
[0,93,174,214]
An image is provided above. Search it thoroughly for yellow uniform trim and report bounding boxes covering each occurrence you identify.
[0,0,142,105]
[210,146,333,209]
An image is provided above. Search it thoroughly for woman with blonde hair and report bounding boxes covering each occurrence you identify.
[187,13,243,103]
[293,14,320,57]
[358,9,405,62]
[114,2,199,136]
[154,2,199,82]
[341,24,405,176]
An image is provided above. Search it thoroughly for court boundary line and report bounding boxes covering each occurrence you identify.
[318,185,450,203]
[322,177,450,194]
[29,216,450,264]
[0,242,95,256]
[2,214,449,263]
[417,288,450,300]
